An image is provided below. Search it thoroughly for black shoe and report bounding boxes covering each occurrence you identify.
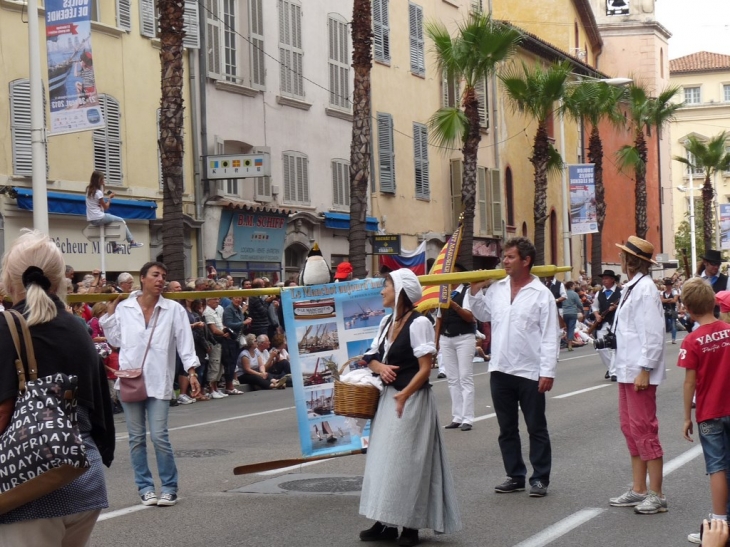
[604,371,610,379]
[460,423,472,431]
[611,375,617,382]
[529,481,548,497]
[437,372,446,379]
[398,528,420,547]
[359,522,398,542]
[444,422,462,429]
[495,477,525,493]
[169,398,179,407]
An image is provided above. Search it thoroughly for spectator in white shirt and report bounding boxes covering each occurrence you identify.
[203,296,230,399]
[469,237,559,498]
[101,261,200,507]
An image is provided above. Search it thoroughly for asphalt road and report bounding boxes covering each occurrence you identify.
[91,334,709,547]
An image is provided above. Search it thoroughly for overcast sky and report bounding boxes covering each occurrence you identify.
[655,0,730,59]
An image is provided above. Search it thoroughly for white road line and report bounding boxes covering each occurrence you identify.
[97,504,151,522]
[472,412,497,423]
[552,384,611,399]
[512,509,606,547]
[257,459,333,476]
[664,444,703,475]
[115,406,296,440]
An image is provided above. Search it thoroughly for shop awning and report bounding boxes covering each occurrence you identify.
[323,212,379,232]
[13,188,157,220]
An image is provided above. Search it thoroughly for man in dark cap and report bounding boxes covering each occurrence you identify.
[701,250,728,317]
[591,269,622,381]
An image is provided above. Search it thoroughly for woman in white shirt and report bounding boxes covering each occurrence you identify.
[86,170,143,249]
[608,236,667,516]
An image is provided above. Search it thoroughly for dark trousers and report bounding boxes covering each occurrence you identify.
[490,370,551,486]
[238,372,272,390]
[270,359,292,386]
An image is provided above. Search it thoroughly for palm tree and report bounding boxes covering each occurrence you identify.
[562,81,627,278]
[347,0,373,279]
[500,61,572,264]
[427,14,521,269]
[674,132,730,251]
[616,83,681,239]
[158,0,186,281]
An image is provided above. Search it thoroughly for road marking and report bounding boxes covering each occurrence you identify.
[98,504,151,522]
[559,354,594,362]
[512,508,605,547]
[552,384,611,399]
[115,406,296,440]
[664,444,703,475]
[473,412,497,423]
[257,459,333,476]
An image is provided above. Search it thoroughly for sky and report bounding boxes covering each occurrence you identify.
[655,0,730,59]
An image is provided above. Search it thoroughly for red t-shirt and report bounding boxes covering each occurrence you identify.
[677,320,730,423]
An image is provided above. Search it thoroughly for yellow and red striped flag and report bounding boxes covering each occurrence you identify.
[416,221,464,312]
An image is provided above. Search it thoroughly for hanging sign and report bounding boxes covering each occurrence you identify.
[568,164,598,235]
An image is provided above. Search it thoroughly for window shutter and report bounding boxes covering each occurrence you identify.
[93,95,123,186]
[9,79,32,176]
[249,0,265,89]
[332,160,350,208]
[139,0,156,38]
[206,0,222,78]
[279,0,304,97]
[471,0,483,12]
[372,0,390,63]
[490,168,503,235]
[408,3,424,77]
[255,177,272,202]
[476,78,489,129]
[183,0,200,49]
[116,0,131,31]
[282,152,309,204]
[477,166,488,234]
[443,70,461,108]
[414,123,429,199]
[328,16,350,109]
[450,159,464,230]
[377,113,395,193]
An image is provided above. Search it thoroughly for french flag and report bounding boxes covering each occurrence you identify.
[378,241,427,276]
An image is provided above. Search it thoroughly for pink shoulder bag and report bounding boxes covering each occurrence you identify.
[117,307,159,403]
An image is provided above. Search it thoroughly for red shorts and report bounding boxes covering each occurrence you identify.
[618,382,663,461]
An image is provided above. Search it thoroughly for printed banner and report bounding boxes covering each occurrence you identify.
[282,278,388,458]
[568,164,598,235]
[720,204,730,251]
[416,222,463,311]
[216,208,288,263]
[46,0,105,135]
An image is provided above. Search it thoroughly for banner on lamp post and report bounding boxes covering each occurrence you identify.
[45,0,105,135]
[719,204,730,251]
[568,164,598,235]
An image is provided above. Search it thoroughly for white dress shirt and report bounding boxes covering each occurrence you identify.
[470,276,560,381]
[611,274,666,385]
[100,292,200,400]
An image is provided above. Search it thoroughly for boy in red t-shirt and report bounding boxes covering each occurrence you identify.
[677,278,730,542]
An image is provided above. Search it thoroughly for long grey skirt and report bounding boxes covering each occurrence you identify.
[359,385,462,534]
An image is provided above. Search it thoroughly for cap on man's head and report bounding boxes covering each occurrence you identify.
[334,261,353,280]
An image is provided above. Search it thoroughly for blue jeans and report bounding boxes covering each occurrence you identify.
[664,313,676,341]
[563,314,577,344]
[698,415,730,514]
[120,397,178,495]
[90,214,134,243]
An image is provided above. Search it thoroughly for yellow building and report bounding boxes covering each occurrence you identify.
[0,0,199,280]
[669,52,730,258]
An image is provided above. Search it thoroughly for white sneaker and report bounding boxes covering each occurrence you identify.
[687,532,701,544]
[217,390,229,397]
[177,394,196,405]
[210,390,226,399]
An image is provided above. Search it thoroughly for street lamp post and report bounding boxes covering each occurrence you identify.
[28,0,49,233]
[677,168,697,277]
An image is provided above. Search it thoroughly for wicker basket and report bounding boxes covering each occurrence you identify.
[333,380,380,419]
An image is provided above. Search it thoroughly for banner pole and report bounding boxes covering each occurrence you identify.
[29,0,49,233]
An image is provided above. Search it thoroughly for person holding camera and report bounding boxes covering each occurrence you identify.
[661,278,680,344]
[85,170,143,250]
[591,270,621,381]
[608,236,667,515]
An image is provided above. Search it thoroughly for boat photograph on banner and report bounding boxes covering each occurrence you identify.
[568,164,598,235]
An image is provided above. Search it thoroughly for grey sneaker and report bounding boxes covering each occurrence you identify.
[495,477,525,493]
[140,491,158,506]
[687,531,701,544]
[157,492,177,506]
[633,491,667,514]
[529,481,548,497]
[609,489,647,507]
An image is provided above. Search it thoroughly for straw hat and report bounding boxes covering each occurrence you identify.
[615,236,657,265]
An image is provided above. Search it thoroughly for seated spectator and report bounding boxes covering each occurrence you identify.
[269,334,292,386]
[237,334,281,390]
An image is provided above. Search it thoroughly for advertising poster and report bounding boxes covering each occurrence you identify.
[45,0,105,135]
[720,204,730,251]
[216,208,288,263]
[568,164,598,235]
[282,278,388,458]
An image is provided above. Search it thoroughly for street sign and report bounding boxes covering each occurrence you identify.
[371,234,401,255]
[82,222,124,242]
[205,153,271,180]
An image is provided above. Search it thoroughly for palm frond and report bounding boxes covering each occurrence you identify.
[546,144,564,177]
[499,61,571,123]
[427,107,469,152]
[616,145,645,177]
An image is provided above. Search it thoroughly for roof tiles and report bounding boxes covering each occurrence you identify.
[670,51,730,74]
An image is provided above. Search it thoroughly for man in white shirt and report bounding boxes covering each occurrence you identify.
[101,261,200,507]
[469,237,559,498]
[203,296,229,399]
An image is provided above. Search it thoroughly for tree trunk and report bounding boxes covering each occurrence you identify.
[348,0,373,280]
[702,173,714,252]
[531,123,550,265]
[587,126,603,281]
[634,128,648,239]
[158,0,186,282]
[457,85,483,271]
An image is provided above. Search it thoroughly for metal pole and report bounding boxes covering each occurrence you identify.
[559,99,572,279]
[688,168,697,277]
[714,171,721,250]
[100,224,106,280]
[28,0,49,233]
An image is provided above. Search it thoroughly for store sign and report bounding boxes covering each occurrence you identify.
[606,0,629,16]
[206,153,271,179]
[370,234,401,255]
[217,208,288,263]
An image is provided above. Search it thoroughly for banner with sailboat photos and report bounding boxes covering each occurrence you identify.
[281,278,389,458]
[568,164,598,235]
[720,204,730,251]
[216,208,288,262]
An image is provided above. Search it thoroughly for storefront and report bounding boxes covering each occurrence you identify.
[2,187,155,278]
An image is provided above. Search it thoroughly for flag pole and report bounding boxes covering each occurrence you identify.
[29,0,49,233]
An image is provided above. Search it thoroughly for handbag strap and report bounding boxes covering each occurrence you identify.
[3,310,39,392]
[139,307,160,372]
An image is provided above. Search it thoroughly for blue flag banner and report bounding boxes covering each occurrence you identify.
[568,164,598,235]
[281,278,389,458]
[45,0,104,134]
